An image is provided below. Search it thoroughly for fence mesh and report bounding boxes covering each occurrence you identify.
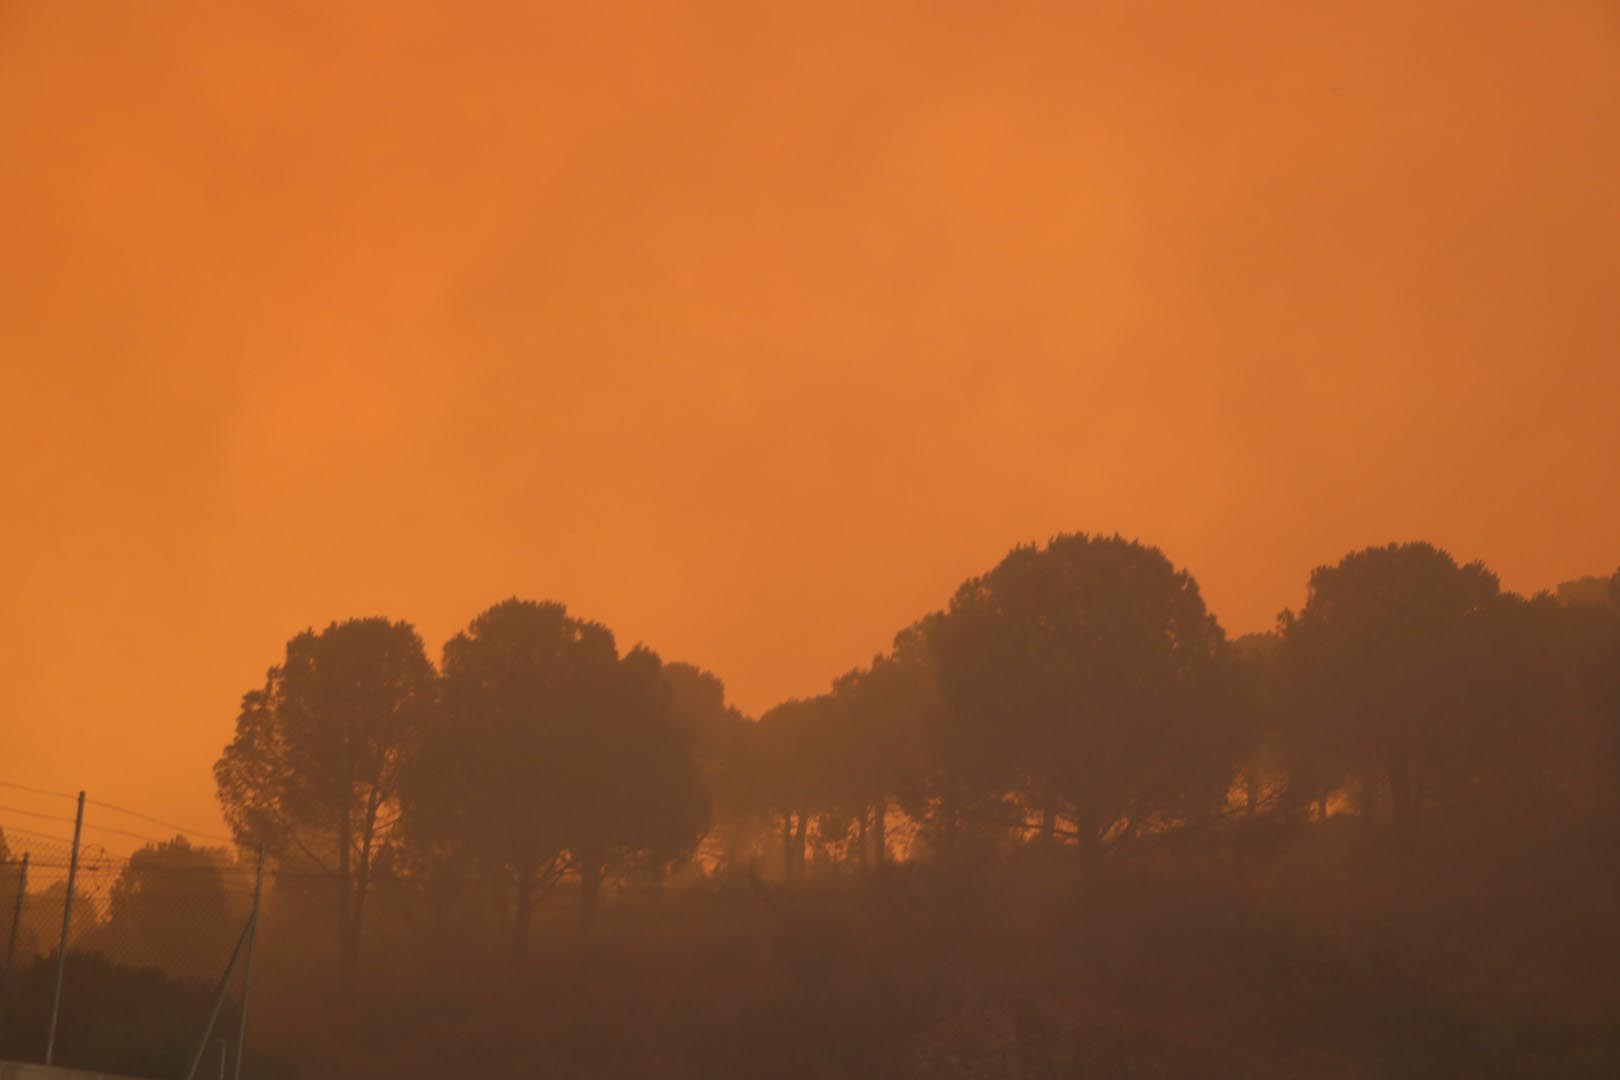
[0,800,266,1078]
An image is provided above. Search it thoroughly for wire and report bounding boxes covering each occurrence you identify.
[0,810,183,848]
[0,802,79,826]
[83,798,236,846]
[0,778,236,845]
[81,821,201,846]
[0,823,78,846]
[0,778,78,801]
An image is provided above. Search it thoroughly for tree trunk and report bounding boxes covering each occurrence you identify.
[512,861,536,966]
[1075,825,1101,865]
[781,812,796,881]
[578,857,602,933]
[940,772,959,858]
[336,808,356,995]
[1039,799,1057,845]
[349,813,376,994]
[1356,768,1380,820]
[791,809,809,881]
[345,886,369,997]
[1389,763,1421,850]
[871,796,887,867]
[1072,804,1103,866]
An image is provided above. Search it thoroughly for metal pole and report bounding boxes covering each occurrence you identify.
[45,790,84,1065]
[231,844,264,1080]
[184,909,255,1080]
[0,851,29,1037]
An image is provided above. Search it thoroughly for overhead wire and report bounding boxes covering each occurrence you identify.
[0,788,287,1002]
[0,779,77,802]
[0,817,336,885]
[82,798,235,846]
[0,802,78,826]
[0,778,237,846]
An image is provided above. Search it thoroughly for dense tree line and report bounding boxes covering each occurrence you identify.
[197,535,1619,995]
[5,533,1615,1076]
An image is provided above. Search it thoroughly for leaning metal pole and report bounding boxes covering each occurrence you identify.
[0,851,30,1038]
[184,906,257,1080]
[45,790,84,1065]
[231,844,264,1080]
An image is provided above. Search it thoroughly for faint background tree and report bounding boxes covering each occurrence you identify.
[92,836,237,979]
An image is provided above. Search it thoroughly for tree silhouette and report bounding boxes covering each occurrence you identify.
[1555,574,1615,608]
[1455,590,1587,814]
[214,617,435,992]
[754,695,846,881]
[95,836,237,978]
[877,617,974,857]
[1273,543,1549,843]
[594,646,711,903]
[931,533,1251,860]
[1561,569,1620,828]
[21,881,97,960]
[663,662,755,872]
[831,644,932,868]
[99,544,1620,1076]
[0,832,29,968]
[414,599,707,951]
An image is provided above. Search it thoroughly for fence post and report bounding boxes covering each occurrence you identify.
[0,850,30,1038]
[231,843,264,1080]
[45,790,84,1065]
[183,910,255,1080]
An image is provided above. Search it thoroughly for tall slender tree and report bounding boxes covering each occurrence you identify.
[754,695,847,880]
[215,617,435,992]
[831,646,931,868]
[663,662,756,871]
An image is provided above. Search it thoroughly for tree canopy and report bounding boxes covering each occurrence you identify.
[215,616,435,990]
[412,599,707,949]
[1273,542,1574,840]
[930,533,1253,857]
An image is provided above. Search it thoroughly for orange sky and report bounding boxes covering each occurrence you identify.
[3,1,1618,844]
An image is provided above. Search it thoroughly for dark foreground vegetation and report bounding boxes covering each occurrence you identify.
[237,821,1620,1080]
[12,535,1620,1077]
[0,953,297,1079]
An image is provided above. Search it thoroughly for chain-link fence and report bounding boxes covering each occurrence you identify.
[0,790,268,1080]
